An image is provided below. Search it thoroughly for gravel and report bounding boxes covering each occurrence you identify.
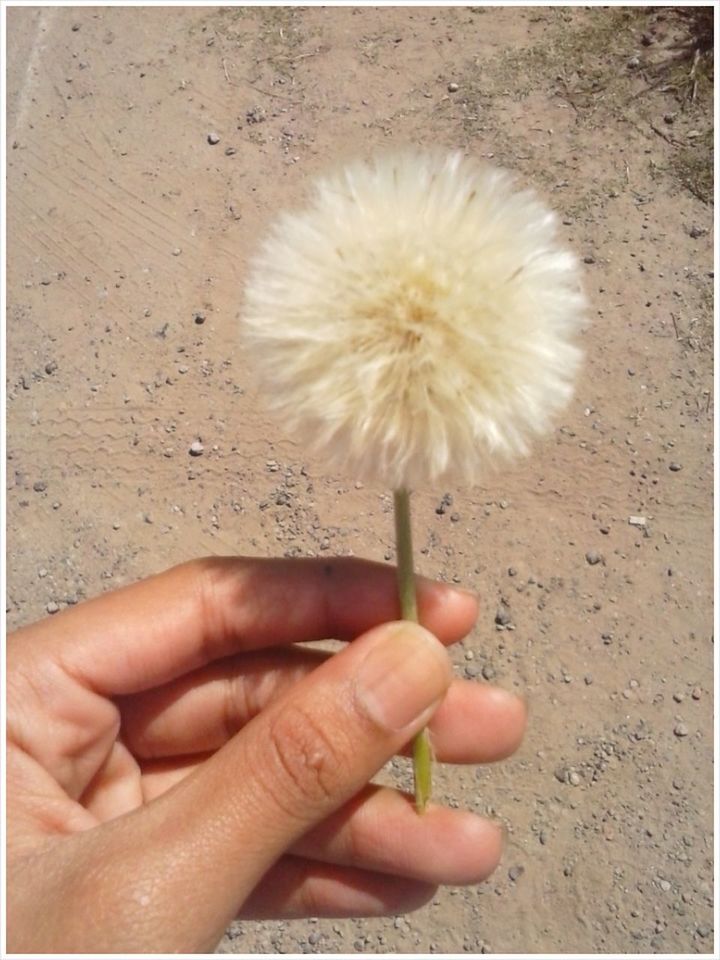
[189,441,204,457]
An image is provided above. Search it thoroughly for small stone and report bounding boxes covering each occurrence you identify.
[584,674,593,685]
[689,224,706,239]
[46,601,60,614]
[44,360,58,375]
[447,82,459,93]
[481,663,496,681]
[668,462,682,472]
[189,441,204,457]
[508,566,517,577]
[450,512,460,522]
[308,931,321,945]
[641,32,655,46]
[193,312,206,325]
[691,686,701,701]
[538,829,548,845]
[495,606,511,626]
[508,864,524,882]
[38,568,48,578]
[628,515,647,528]
[696,924,712,939]
[627,56,641,70]
[585,550,602,565]
[33,480,47,492]
[659,879,671,892]
[71,23,80,31]
[178,365,189,374]
[207,132,220,144]
[224,146,237,156]
[112,521,121,530]
[172,247,182,256]
[583,254,595,264]
[673,691,684,703]
[568,770,581,786]
[673,722,689,738]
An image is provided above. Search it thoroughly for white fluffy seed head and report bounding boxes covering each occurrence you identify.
[242,150,587,490]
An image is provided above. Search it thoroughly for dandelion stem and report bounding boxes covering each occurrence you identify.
[393,487,432,814]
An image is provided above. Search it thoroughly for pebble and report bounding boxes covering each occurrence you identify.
[447,82,459,93]
[172,247,182,256]
[207,132,220,144]
[668,462,682,472]
[224,146,237,156]
[584,674,593,685]
[46,601,60,614]
[673,691,684,703]
[112,521,121,530]
[44,360,58,375]
[689,224,706,239]
[691,686,701,700]
[585,550,602,565]
[508,864,524,882]
[481,663,496,680]
[189,441,204,457]
[33,480,47,492]
[38,568,48,578]
[178,365,189,374]
[495,606,511,626]
[628,515,647,527]
[696,924,712,939]
[627,56,641,69]
[193,312,206,324]
[659,879,671,892]
[508,566,517,577]
[568,770,581,786]
[583,254,595,264]
[673,723,689,738]
[308,931,321,945]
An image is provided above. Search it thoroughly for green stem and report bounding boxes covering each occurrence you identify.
[393,488,432,814]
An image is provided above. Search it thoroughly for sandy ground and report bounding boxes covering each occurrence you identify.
[6,4,714,955]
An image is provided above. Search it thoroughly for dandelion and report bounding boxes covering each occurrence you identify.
[243,150,586,811]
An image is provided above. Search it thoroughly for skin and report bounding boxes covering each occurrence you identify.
[7,556,527,954]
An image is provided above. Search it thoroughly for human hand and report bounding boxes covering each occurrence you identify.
[7,557,527,953]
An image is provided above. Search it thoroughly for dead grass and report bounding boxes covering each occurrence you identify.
[668,129,713,203]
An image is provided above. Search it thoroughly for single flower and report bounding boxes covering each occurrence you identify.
[243,150,586,492]
[242,150,587,811]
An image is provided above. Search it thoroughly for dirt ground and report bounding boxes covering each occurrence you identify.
[6,4,715,956]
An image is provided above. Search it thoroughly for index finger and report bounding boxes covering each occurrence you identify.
[9,557,478,695]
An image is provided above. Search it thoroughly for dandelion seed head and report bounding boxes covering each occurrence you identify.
[243,150,587,490]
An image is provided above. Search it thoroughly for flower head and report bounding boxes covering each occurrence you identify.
[243,150,586,490]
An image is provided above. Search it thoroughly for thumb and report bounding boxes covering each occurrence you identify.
[116,620,451,951]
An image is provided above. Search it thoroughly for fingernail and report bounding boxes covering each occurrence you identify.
[486,685,527,713]
[355,623,451,732]
[489,817,509,847]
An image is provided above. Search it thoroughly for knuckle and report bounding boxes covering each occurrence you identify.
[264,701,347,813]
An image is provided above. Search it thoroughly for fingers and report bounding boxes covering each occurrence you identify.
[291,785,505,885]
[94,620,453,950]
[120,648,526,764]
[237,856,437,920]
[11,557,477,696]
